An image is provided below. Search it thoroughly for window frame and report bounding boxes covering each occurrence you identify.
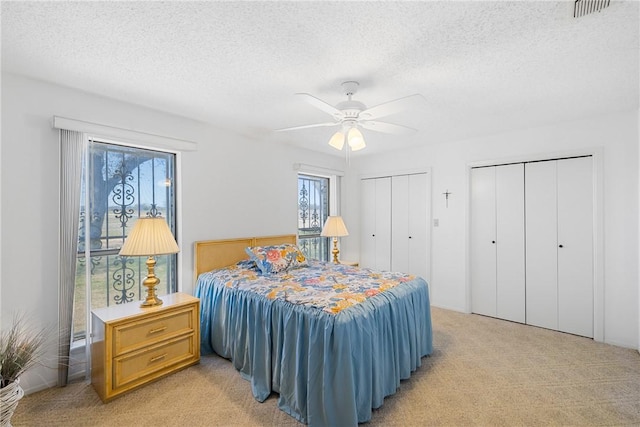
[53,117,194,382]
[72,136,184,348]
[295,164,343,262]
[297,173,331,261]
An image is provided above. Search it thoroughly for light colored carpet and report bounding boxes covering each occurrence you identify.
[11,307,640,426]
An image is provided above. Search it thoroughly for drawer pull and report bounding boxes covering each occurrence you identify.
[149,353,167,363]
[148,326,167,334]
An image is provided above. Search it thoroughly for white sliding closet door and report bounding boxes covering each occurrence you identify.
[496,164,525,323]
[470,167,498,317]
[525,161,559,330]
[557,157,593,337]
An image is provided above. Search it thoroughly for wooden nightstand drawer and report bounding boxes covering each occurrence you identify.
[113,307,195,355]
[113,334,196,389]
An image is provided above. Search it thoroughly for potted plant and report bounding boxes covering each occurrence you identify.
[0,314,46,426]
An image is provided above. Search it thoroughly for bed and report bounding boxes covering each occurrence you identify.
[194,235,433,426]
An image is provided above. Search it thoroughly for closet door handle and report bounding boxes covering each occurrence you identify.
[559,244,564,248]
[409,236,412,239]
[491,240,496,244]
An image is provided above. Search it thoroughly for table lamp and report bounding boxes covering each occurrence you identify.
[321,216,349,264]
[119,216,179,307]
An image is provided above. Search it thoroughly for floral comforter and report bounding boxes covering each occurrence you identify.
[197,260,416,314]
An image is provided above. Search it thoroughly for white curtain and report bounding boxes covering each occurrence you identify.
[58,130,86,386]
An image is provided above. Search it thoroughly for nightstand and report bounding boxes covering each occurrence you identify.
[340,260,359,267]
[91,292,200,402]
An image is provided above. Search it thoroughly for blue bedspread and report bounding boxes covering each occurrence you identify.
[195,261,432,426]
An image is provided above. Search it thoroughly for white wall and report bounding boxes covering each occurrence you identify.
[0,73,344,393]
[342,110,639,349]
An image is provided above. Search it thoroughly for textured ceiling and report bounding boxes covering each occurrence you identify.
[2,1,638,157]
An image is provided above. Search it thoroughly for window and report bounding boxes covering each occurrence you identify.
[297,174,330,261]
[73,140,177,342]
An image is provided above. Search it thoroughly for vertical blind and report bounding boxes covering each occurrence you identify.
[58,129,86,386]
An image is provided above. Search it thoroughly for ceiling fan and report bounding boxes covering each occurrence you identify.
[276,81,425,152]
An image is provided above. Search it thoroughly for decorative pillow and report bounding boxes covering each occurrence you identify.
[245,244,308,274]
[236,259,259,271]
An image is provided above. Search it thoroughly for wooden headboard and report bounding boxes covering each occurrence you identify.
[194,234,298,280]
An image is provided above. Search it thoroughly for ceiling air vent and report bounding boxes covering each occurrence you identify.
[574,0,611,17]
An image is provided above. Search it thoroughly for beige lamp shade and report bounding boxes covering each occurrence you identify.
[321,216,349,237]
[119,217,179,256]
[328,131,345,150]
[347,128,366,151]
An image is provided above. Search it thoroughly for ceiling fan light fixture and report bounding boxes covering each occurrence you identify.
[328,131,345,150]
[279,81,422,156]
[347,127,366,151]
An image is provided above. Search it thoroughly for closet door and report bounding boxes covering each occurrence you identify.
[375,177,392,271]
[407,173,428,280]
[525,161,559,330]
[471,164,525,321]
[391,173,429,279]
[361,177,391,271]
[495,164,525,323]
[470,167,497,317]
[361,179,377,269]
[391,175,410,273]
[526,157,593,337]
[557,157,593,337]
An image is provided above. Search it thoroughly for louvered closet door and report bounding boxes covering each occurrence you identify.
[470,167,497,317]
[495,164,525,323]
[525,161,559,331]
[557,157,593,338]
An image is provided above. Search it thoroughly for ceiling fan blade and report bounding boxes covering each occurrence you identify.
[359,94,426,120]
[359,120,417,135]
[275,122,340,132]
[296,93,344,119]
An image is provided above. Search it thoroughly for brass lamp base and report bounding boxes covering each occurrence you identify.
[331,237,340,264]
[141,255,163,307]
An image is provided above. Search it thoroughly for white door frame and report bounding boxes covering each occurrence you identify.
[465,148,604,342]
[360,168,433,286]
